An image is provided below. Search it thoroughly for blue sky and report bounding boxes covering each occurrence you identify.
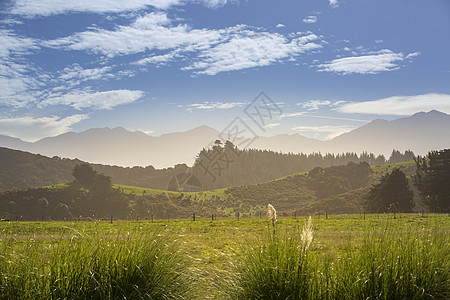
[0,0,449,142]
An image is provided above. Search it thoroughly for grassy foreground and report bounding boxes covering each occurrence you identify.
[0,214,448,299]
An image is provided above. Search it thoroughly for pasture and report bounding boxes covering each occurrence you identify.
[0,214,448,299]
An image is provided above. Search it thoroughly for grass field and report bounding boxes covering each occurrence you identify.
[0,213,448,299]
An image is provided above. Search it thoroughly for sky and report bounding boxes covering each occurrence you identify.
[0,0,449,142]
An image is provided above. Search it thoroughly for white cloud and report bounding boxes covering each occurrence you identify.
[185,101,245,111]
[337,93,450,115]
[317,49,417,75]
[58,64,113,81]
[133,51,179,66]
[282,111,370,122]
[40,89,145,110]
[196,0,229,9]
[264,123,280,129]
[0,30,43,107]
[46,12,223,57]
[303,16,317,24]
[0,114,88,142]
[299,100,331,111]
[281,112,305,118]
[186,32,322,75]
[291,125,356,140]
[45,12,323,75]
[276,24,285,28]
[9,0,181,17]
[406,52,420,59]
[329,0,339,8]
[0,29,38,57]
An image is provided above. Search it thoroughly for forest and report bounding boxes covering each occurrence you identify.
[0,145,415,192]
[1,146,448,221]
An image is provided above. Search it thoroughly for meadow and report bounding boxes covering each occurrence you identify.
[0,213,448,299]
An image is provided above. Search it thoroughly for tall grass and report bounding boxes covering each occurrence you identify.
[330,224,449,300]
[226,219,449,300]
[226,219,315,299]
[0,228,192,299]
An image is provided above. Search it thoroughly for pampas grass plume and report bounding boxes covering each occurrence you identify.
[267,204,277,226]
[301,216,313,251]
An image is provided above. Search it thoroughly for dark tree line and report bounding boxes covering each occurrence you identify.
[1,145,416,192]
[192,141,414,190]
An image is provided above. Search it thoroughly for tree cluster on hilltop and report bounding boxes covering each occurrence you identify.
[0,145,416,193]
[191,141,413,190]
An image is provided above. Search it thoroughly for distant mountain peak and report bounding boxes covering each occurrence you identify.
[411,110,448,118]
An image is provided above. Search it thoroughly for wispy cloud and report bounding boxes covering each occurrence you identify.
[184,101,245,111]
[337,93,450,115]
[282,111,370,122]
[0,29,39,57]
[45,12,223,57]
[317,49,417,75]
[9,0,182,17]
[0,114,88,142]
[185,32,322,75]
[275,24,285,28]
[133,51,180,66]
[303,16,317,24]
[299,100,333,111]
[197,0,230,9]
[45,12,322,75]
[58,64,113,81]
[291,125,356,140]
[329,0,339,8]
[0,29,43,107]
[264,123,280,129]
[40,89,144,110]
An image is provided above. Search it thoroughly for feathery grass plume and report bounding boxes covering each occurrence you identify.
[267,204,277,226]
[301,216,313,251]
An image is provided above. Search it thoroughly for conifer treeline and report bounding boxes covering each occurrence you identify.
[0,145,415,192]
[191,141,415,190]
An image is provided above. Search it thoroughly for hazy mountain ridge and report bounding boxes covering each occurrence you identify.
[0,110,449,168]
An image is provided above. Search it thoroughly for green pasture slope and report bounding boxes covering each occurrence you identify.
[114,160,418,217]
[0,214,448,299]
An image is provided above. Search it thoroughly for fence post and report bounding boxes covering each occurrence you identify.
[237,212,240,221]
[193,213,195,221]
[326,212,328,220]
[110,215,113,224]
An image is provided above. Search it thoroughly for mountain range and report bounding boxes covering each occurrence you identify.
[1,110,449,168]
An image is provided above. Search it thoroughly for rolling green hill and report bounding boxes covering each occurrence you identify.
[0,146,416,192]
[1,160,419,220]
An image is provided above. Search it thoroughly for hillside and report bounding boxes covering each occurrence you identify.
[1,161,417,221]
[0,146,415,192]
[0,147,187,192]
